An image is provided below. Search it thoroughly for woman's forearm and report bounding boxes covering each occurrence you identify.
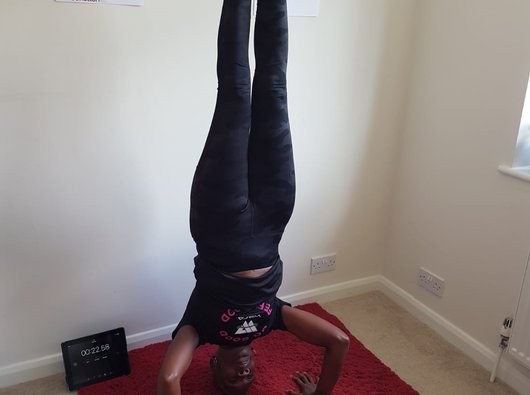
[314,337,349,395]
[157,325,198,395]
[281,305,351,395]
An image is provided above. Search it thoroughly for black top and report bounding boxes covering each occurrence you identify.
[172,256,290,346]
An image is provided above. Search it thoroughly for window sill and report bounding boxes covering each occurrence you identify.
[498,164,530,183]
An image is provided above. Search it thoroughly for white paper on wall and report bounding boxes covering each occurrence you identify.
[287,0,320,17]
[55,0,143,6]
[252,0,320,17]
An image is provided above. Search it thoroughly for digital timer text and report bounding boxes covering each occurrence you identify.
[80,344,110,357]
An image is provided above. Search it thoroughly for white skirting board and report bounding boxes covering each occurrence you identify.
[1,275,529,394]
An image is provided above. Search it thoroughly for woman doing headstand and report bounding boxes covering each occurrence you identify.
[157,1,349,394]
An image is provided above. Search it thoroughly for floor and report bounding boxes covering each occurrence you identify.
[0,291,520,394]
[324,292,519,395]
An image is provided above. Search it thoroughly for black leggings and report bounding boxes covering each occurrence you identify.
[190,0,295,273]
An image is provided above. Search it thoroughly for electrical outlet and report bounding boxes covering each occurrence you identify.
[310,254,336,275]
[418,267,445,297]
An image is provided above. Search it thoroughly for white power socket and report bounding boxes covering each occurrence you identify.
[310,254,336,275]
[418,267,445,297]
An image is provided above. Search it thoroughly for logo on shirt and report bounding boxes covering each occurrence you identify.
[234,320,258,335]
[217,303,274,344]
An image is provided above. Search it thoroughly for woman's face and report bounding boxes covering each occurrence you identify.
[212,346,256,395]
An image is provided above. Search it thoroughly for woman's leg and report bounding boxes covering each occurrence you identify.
[190,0,252,242]
[248,0,295,236]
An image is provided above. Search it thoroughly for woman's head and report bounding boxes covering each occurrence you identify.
[211,345,256,395]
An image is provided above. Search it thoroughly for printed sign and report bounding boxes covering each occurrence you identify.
[55,0,143,6]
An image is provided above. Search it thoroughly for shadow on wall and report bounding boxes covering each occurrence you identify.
[329,0,421,277]
[279,0,421,289]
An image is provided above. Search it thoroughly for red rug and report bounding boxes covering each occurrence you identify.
[79,303,418,394]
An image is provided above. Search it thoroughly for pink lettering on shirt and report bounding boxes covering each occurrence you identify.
[220,308,237,323]
[257,303,272,316]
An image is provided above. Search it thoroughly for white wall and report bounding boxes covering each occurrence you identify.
[0,0,418,377]
[384,0,530,384]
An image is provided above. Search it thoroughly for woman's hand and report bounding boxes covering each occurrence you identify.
[286,371,319,395]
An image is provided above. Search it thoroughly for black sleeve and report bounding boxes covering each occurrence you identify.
[171,290,205,345]
[272,297,292,331]
[171,313,197,340]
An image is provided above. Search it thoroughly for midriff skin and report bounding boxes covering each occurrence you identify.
[231,266,272,278]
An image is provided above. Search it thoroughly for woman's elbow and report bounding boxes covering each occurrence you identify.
[332,329,350,351]
[157,369,181,395]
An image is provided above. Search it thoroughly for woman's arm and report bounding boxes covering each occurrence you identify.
[157,325,200,395]
[281,305,350,395]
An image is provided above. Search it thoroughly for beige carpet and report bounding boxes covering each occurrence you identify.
[324,292,519,395]
[0,291,519,395]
